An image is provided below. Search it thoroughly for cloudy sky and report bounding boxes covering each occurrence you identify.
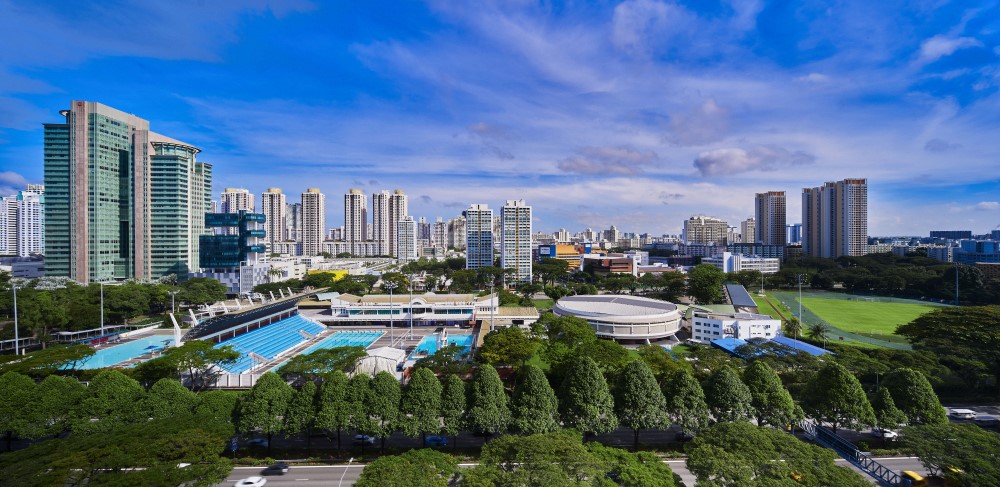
[1,0,999,236]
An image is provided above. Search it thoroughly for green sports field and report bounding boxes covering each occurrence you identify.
[798,297,938,335]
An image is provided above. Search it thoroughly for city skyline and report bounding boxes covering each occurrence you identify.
[1,2,999,235]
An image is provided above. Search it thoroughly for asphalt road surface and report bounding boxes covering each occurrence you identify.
[220,456,926,486]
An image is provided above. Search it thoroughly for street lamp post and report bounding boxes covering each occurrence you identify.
[169,290,179,315]
[385,281,398,345]
[12,282,20,355]
[408,275,414,340]
[796,273,804,339]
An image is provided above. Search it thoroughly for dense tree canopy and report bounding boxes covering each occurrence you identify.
[559,356,618,436]
[615,360,668,449]
[477,325,540,367]
[686,422,870,487]
[741,361,796,428]
[663,370,711,436]
[687,264,727,304]
[465,364,510,438]
[510,364,560,435]
[704,366,754,424]
[902,423,1000,486]
[896,306,1000,392]
[801,362,875,432]
[355,448,459,487]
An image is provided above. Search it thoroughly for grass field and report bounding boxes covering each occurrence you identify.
[798,297,937,335]
[752,295,785,320]
[532,298,554,310]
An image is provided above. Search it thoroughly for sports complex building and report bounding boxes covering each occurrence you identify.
[552,295,683,344]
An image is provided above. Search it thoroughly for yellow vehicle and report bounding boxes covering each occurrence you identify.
[901,470,925,486]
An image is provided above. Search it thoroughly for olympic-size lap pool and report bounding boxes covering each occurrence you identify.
[408,333,474,361]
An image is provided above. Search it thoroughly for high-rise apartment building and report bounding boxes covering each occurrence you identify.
[433,217,447,248]
[285,202,302,243]
[448,216,466,250]
[397,215,418,263]
[0,195,16,255]
[17,185,45,257]
[220,188,254,213]
[301,188,325,256]
[755,191,787,246]
[501,200,532,283]
[418,216,431,241]
[465,204,493,270]
[261,188,286,248]
[740,218,755,244]
[802,178,868,258]
[786,223,802,244]
[43,101,211,282]
[344,189,368,255]
[389,190,407,256]
[372,190,390,255]
[683,216,729,245]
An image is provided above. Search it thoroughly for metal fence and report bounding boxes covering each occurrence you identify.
[800,420,910,487]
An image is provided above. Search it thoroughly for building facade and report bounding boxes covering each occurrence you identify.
[755,191,786,246]
[690,310,781,343]
[285,202,302,243]
[261,188,286,248]
[397,215,418,263]
[683,216,729,245]
[344,189,368,255]
[43,101,211,282]
[501,199,532,283]
[703,251,780,274]
[740,218,755,244]
[301,188,325,257]
[802,178,868,258]
[465,204,493,270]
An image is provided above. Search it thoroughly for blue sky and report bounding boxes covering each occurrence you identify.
[1,0,999,236]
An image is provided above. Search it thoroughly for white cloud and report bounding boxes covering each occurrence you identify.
[975,201,999,211]
[917,35,982,65]
[666,98,730,146]
[693,145,816,177]
[557,146,658,175]
[795,73,831,83]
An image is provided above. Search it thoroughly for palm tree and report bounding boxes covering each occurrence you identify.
[807,322,831,342]
[785,317,802,338]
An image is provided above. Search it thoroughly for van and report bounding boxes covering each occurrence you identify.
[949,408,977,420]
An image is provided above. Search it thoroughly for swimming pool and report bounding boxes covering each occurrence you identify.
[73,335,175,370]
[408,333,474,361]
[271,331,385,371]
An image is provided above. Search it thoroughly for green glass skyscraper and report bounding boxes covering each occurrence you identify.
[43,101,211,283]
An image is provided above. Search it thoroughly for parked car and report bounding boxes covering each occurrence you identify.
[425,435,448,447]
[949,408,977,420]
[975,415,999,428]
[353,434,376,445]
[871,428,899,439]
[262,462,289,476]
[235,477,267,487]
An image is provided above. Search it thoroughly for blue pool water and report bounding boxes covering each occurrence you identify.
[408,333,474,361]
[272,331,385,371]
[74,335,175,370]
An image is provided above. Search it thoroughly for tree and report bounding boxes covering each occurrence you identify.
[0,372,37,451]
[902,423,1000,486]
[558,356,618,437]
[686,422,870,486]
[194,389,241,436]
[535,257,570,285]
[741,361,795,428]
[279,346,366,384]
[177,277,227,306]
[465,364,510,439]
[315,371,350,450]
[801,362,875,432]
[477,326,540,367]
[687,264,726,304]
[663,370,710,436]
[284,381,319,447]
[785,316,802,338]
[31,375,85,439]
[400,367,442,444]
[143,378,198,420]
[0,344,94,377]
[896,306,1000,391]
[440,374,465,448]
[71,370,147,435]
[616,360,668,450]
[354,449,459,487]
[808,322,831,342]
[871,387,907,431]
[237,372,293,454]
[462,431,604,486]
[345,373,376,455]
[728,269,764,289]
[368,371,401,453]
[704,366,754,424]
[636,344,693,384]
[881,368,948,426]
[156,339,240,391]
[509,364,559,435]
[587,442,678,487]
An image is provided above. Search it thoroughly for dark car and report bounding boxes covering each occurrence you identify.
[262,462,289,476]
[425,435,448,447]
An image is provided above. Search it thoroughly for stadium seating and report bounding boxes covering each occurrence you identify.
[214,314,326,374]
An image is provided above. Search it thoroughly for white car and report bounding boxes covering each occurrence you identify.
[949,408,977,420]
[871,428,899,439]
[235,477,267,487]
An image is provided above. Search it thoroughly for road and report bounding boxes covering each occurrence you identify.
[220,456,926,486]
